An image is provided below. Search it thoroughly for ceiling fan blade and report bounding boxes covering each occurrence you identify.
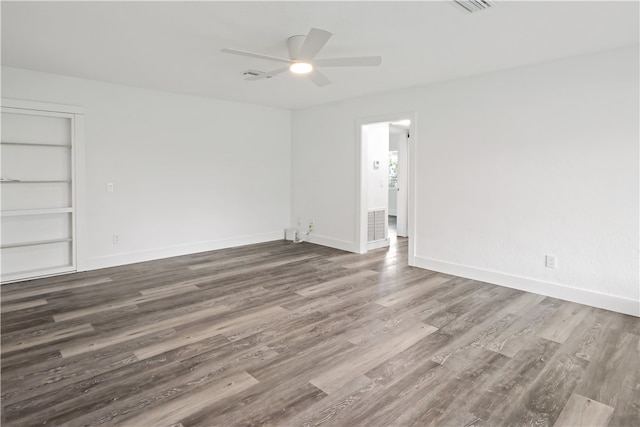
[309,69,332,87]
[221,48,290,64]
[296,28,332,60]
[244,66,289,81]
[314,56,382,67]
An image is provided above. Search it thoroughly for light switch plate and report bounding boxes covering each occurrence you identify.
[545,255,557,269]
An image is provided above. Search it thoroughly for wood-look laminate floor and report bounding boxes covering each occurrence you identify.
[1,237,638,426]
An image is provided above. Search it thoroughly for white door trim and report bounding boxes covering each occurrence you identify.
[396,131,409,238]
[1,98,85,115]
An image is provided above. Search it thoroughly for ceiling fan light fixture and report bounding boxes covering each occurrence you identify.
[290,61,313,74]
[222,27,382,87]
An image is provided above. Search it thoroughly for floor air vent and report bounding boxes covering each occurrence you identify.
[452,0,495,13]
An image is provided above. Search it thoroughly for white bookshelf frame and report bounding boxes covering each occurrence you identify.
[1,99,85,283]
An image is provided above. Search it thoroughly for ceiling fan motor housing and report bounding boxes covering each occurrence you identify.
[287,35,306,60]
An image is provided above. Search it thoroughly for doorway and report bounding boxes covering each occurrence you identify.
[388,120,409,239]
[356,113,415,265]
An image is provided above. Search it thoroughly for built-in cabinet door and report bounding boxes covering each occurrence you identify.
[1,106,78,283]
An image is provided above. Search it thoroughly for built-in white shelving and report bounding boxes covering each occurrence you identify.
[1,180,71,184]
[1,238,73,250]
[1,99,84,284]
[1,208,73,217]
[1,141,71,148]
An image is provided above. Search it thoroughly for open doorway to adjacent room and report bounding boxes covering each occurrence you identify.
[388,120,410,240]
[357,113,415,265]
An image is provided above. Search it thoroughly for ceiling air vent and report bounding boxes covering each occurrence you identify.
[452,0,495,13]
[242,69,264,77]
[242,69,277,80]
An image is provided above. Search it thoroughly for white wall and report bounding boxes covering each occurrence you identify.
[365,123,389,212]
[388,188,398,216]
[2,67,291,270]
[389,128,401,152]
[291,46,639,315]
[388,126,407,217]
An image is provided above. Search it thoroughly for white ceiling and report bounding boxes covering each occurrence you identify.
[2,1,638,110]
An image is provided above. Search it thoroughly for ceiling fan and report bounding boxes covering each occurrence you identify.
[221,28,382,87]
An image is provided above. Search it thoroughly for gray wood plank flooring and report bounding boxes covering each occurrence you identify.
[1,237,638,426]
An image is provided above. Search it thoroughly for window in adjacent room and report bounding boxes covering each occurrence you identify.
[389,150,398,189]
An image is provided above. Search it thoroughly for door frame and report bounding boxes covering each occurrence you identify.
[1,98,86,282]
[355,111,417,266]
[390,126,409,238]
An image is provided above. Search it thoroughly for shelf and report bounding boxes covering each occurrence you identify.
[1,180,71,184]
[1,238,72,250]
[1,265,75,284]
[1,208,73,217]
[1,141,71,148]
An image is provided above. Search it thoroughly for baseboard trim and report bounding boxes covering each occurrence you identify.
[414,256,639,317]
[368,239,390,251]
[307,234,356,253]
[85,231,283,271]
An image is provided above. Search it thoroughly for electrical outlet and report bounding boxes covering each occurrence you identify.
[545,255,557,269]
[106,183,114,192]
[113,234,120,244]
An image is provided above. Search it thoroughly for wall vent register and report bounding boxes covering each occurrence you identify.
[368,209,387,242]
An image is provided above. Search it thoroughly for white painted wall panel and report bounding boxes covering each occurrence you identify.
[2,145,70,181]
[2,214,71,245]
[1,113,71,145]
[2,242,71,275]
[365,122,389,211]
[1,184,71,210]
